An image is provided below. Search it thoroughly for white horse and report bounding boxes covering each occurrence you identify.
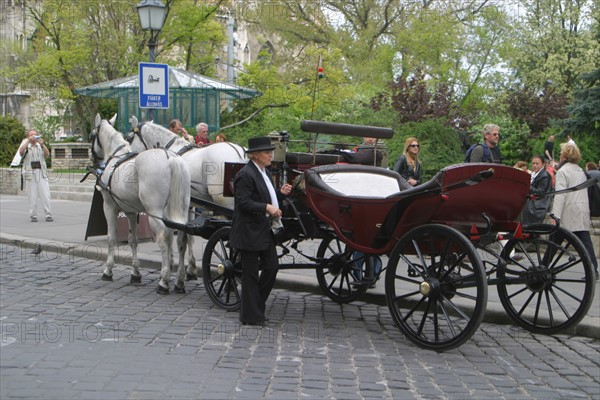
[91,114,191,294]
[127,116,247,279]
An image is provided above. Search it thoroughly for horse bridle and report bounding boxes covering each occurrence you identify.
[127,124,151,150]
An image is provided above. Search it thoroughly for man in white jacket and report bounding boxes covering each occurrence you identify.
[18,129,53,222]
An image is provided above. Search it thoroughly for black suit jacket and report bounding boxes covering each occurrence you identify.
[523,168,552,225]
[230,161,283,251]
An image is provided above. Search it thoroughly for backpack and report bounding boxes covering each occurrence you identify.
[585,172,600,217]
[465,143,491,163]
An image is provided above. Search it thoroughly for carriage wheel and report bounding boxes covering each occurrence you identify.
[201,227,241,311]
[315,236,374,303]
[385,224,487,351]
[497,225,595,334]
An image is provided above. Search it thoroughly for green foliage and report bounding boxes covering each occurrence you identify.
[160,0,225,72]
[561,66,600,138]
[574,134,600,168]
[0,115,26,167]
[30,115,61,145]
[507,0,599,93]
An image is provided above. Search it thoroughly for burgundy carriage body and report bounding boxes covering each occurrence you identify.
[304,163,531,254]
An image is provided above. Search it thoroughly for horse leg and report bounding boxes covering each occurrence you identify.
[149,217,173,294]
[101,204,118,281]
[185,209,198,280]
[174,230,188,293]
[126,212,141,284]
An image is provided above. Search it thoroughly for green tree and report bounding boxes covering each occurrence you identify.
[562,67,600,136]
[508,0,599,93]
[12,1,142,135]
[7,1,228,135]
[160,0,226,72]
[0,115,26,167]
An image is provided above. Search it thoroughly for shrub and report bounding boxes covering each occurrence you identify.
[0,115,26,167]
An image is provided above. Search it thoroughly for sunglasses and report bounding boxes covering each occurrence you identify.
[409,144,420,148]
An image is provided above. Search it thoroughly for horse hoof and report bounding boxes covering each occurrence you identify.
[130,274,142,284]
[186,273,197,281]
[174,285,186,294]
[156,285,169,295]
[101,273,113,282]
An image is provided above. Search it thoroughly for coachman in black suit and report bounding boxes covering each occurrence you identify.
[230,137,292,326]
[522,155,553,226]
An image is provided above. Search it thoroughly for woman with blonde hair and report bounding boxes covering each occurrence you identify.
[393,137,422,186]
[551,142,598,279]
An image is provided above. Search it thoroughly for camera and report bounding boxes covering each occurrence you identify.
[33,135,41,140]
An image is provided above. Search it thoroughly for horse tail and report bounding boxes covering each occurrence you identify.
[165,156,191,225]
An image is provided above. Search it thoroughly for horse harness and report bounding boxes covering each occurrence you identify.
[91,127,170,209]
[128,124,197,156]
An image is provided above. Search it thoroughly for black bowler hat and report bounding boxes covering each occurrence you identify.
[246,136,275,153]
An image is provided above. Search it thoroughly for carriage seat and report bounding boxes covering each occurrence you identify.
[286,152,341,165]
[304,164,410,199]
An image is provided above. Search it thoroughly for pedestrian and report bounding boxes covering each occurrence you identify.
[168,119,194,144]
[195,122,211,147]
[229,137,292,326]
[215,133,227,143]
[586,162,600,181]
[522,155,552,226]
[18,129,53,222]
[551,142,598,280]
[464,124,502,163]
[393,137,422,186]
[544,134,555,162]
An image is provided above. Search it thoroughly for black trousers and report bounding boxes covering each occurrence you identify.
[239,239,278,324]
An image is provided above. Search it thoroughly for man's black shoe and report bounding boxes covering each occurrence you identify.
[241,321,266,327]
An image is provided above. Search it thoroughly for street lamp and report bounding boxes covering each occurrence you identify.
[136,0,166,121]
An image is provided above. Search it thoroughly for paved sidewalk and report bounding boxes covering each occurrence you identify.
[1,194,598,340]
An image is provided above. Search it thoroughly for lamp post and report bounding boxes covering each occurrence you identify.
[136,0,166,121]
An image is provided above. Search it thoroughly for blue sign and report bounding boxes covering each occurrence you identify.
[139,62,169,109]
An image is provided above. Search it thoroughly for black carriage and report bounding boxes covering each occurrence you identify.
[192,120,596,351]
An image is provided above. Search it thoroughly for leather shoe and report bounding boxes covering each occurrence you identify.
[241,321,267,327]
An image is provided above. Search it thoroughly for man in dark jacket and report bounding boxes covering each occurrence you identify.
[230,137,292,326]
[522,155,553,226]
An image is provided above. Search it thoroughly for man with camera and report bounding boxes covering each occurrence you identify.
[18,129,53,222]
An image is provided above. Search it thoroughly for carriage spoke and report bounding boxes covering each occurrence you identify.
[438,298,458,338]
[544,290,555,326]
[551,283,584,302]
[316,236,370,304]
[548,287,572,320]
[533,291,543,326]
[416,299,433,337]
[393,290,422,302]
[401,296,427,323]
[515,291,536,316]
[202,228,241,311]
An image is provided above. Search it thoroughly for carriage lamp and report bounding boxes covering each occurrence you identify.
[136,0,166,121]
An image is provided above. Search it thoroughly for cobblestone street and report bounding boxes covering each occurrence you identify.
[1,246,599,399]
